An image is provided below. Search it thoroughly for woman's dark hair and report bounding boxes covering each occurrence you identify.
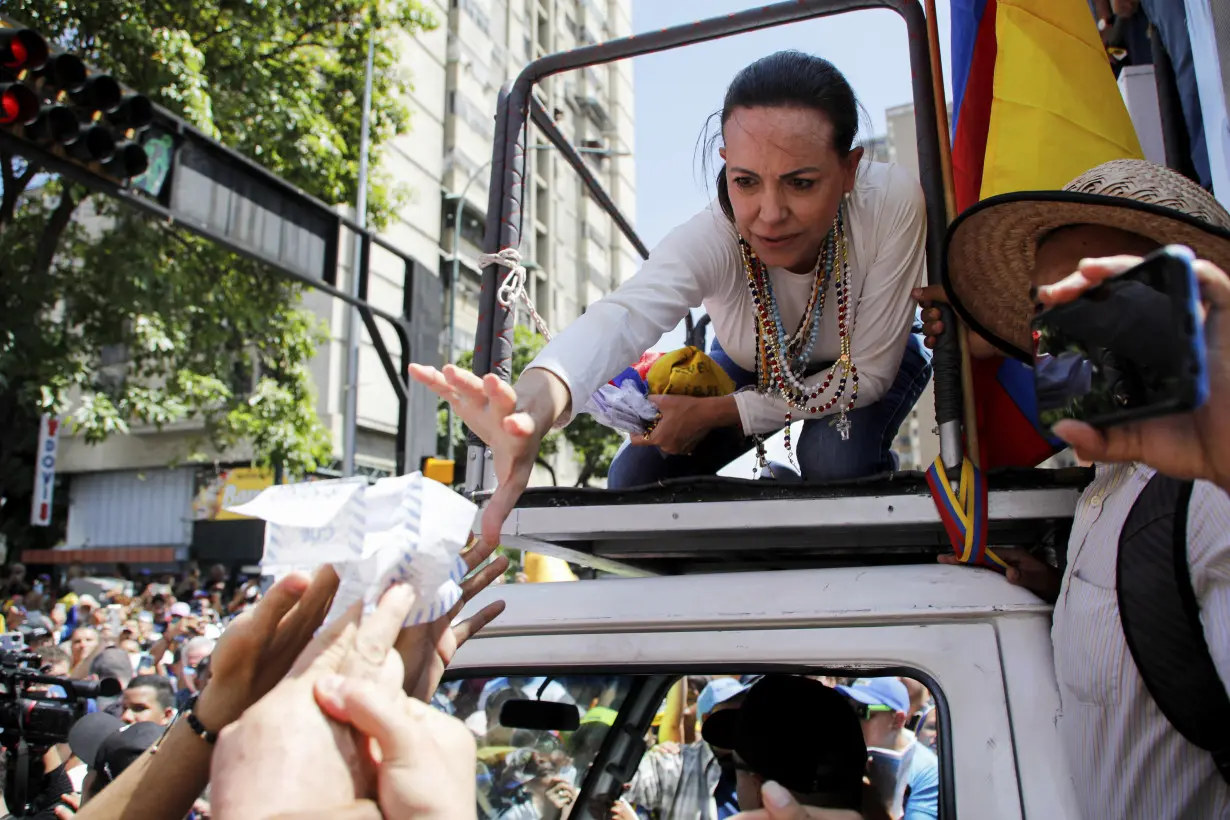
[702,51,862,221]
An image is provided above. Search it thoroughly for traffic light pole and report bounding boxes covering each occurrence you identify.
[342,30,376,479]
[0,112,428,476]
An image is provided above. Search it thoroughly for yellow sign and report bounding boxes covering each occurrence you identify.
[192,467,274,521]
[421,457,456,486]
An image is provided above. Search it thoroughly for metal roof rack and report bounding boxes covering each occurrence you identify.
[499,468,1088,576]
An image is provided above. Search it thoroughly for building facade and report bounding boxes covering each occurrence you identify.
[881,102,940,472]
[50,0,637,565]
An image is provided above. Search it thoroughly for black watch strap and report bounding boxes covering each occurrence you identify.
[185,709,218,744]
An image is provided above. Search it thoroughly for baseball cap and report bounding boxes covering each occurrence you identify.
[68,713,123,768]
[836,678,910,714]
[93,721,163,787]
[701,676,867,809]
[168,602,192,618]
[697,678,747,720]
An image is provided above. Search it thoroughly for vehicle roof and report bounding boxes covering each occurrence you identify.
[461,563,1050,638]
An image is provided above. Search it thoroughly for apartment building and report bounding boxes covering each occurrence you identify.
[49,0,637,566]
[881,102,940,472]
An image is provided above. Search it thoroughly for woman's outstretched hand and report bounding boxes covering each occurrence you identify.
[409,364,568,546]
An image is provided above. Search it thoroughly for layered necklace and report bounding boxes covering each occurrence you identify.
[740,204,858,473]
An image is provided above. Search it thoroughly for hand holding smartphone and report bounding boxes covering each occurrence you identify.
[1032,246,1208,430]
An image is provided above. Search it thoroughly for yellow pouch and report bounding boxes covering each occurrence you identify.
[646,346,736,398]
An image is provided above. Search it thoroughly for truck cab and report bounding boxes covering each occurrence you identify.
[449,560,1082,819]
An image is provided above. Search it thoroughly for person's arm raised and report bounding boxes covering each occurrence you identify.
[411,206,722,544]
[64,569,339,820]
[409,364,570,547]
[1043,257,1230,493]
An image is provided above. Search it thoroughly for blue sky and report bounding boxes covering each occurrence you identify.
[630,0,952,249]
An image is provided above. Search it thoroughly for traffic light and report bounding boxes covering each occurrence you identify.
[0,21,151,180]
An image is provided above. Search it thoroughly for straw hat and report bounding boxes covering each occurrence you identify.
[942,159,1230,362]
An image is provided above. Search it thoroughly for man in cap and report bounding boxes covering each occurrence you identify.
[921,159,1230,818]
[67,712,163,805]
[621,677,747,819]
[700,676,870,817]
[835,679,937,820]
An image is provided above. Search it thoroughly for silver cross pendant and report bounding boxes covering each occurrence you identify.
[835,412,852,441]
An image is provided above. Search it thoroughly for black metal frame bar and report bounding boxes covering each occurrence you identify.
[1,123,424,475]
[528,97,650,260]
[469,0,956,492]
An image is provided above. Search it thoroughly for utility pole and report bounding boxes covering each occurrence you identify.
[342,30,375,477]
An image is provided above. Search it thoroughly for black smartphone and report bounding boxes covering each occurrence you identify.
[1032,245,1208,430]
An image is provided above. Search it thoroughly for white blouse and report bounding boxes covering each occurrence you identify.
[526,160,928,436]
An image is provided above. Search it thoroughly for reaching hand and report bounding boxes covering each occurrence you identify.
[409,363,552,546]
[313,675,478,820]
[397,539,509,701]
[938,547,1061,602]
[194,567,340,730]
[610,799,640,820]
[727,781,865,820]
[1041,256,1230,493]
[912,285,999,359]
[210,582,419,818]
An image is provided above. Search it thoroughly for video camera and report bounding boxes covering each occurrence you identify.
[0,648,120,748]
[0,648,121,816]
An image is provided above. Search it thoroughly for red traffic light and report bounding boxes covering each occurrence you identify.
[0,29,49,73]
[0,82,39,126]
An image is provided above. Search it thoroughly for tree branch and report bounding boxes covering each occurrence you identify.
[32,187,80,281]
[258,21,332,63]
[1,152,43,230]
[535,456,558,486]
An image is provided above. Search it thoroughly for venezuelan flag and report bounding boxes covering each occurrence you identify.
[950,0,1144,468]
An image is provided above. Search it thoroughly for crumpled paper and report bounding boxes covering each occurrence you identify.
[583,380,659,435]
[228,472,478,627]
[229,477,368,567]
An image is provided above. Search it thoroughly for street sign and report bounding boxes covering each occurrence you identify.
[30,414,60,527]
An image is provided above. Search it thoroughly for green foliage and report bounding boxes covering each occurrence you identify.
[0,1,435,554]
[436,326,623,487]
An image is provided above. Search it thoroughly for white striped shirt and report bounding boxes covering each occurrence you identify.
[1052,463,1230,820]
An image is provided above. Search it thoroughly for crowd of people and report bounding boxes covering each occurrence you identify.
[3,1,1228,816]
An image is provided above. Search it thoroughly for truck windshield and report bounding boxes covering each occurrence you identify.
[438,671,944,820]
[438,674,635,820]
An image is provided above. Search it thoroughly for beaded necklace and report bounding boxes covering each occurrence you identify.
[740,204,859,474]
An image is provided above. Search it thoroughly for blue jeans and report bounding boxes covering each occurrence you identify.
[1141,0,1212,189]
[607,328,933,487]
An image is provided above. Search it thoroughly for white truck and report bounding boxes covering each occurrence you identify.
[452,561,1081,819]
[443,468,1088,819]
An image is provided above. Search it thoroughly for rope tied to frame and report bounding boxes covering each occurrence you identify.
[482,248,554,341]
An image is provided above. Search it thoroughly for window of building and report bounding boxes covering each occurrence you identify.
[459,0,492,35]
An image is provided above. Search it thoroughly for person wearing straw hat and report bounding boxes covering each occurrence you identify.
[922,158,1230,820]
